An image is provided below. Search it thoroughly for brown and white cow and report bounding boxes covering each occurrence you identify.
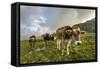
[29,35,36,48]
[56,25,82,55]
[56,26,73,55]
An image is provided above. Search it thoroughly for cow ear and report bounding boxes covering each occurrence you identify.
[76,24,80,27]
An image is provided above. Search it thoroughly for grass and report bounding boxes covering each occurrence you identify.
[20,33,96,64]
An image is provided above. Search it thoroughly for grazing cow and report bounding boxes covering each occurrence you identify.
[72,25,82,45]
[29,35,36,48]
[42,33,51,47]
[56,26,73,55]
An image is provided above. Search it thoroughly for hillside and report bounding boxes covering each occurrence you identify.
[77,18,95,33]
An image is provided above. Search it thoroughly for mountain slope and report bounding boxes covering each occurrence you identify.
[77,18,95,33]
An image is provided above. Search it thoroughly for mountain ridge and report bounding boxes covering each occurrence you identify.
[75,18,95,33]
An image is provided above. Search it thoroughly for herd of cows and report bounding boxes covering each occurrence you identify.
[28,24,86,55]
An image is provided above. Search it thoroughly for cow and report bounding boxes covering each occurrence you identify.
[29,35,36,48]
[56,25,82,55]
[42,33,51,48]
[56,26,73,55]
[42,32,57,48]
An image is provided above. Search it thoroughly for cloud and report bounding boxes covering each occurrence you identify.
[29,15,50,34]
[20,15,50,40]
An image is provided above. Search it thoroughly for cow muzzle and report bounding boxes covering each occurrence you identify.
[75,41,82,45]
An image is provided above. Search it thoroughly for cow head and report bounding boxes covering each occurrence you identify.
[72,24,82,45]
[64,26,73,39]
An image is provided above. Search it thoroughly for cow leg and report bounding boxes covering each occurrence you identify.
[61,39,64,56]
[32,42,35,48]
[57,39,61,50]
[32,42,34,49]
[29,42,32,48]
[58,40,61,50]
[66,40,71,55]
[45,41,47,48]
[57,40,59,49]
[28,42,33,51]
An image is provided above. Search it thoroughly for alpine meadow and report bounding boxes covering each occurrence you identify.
[20,18,96,64]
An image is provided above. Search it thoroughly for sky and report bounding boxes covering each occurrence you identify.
[20,5,95,40]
